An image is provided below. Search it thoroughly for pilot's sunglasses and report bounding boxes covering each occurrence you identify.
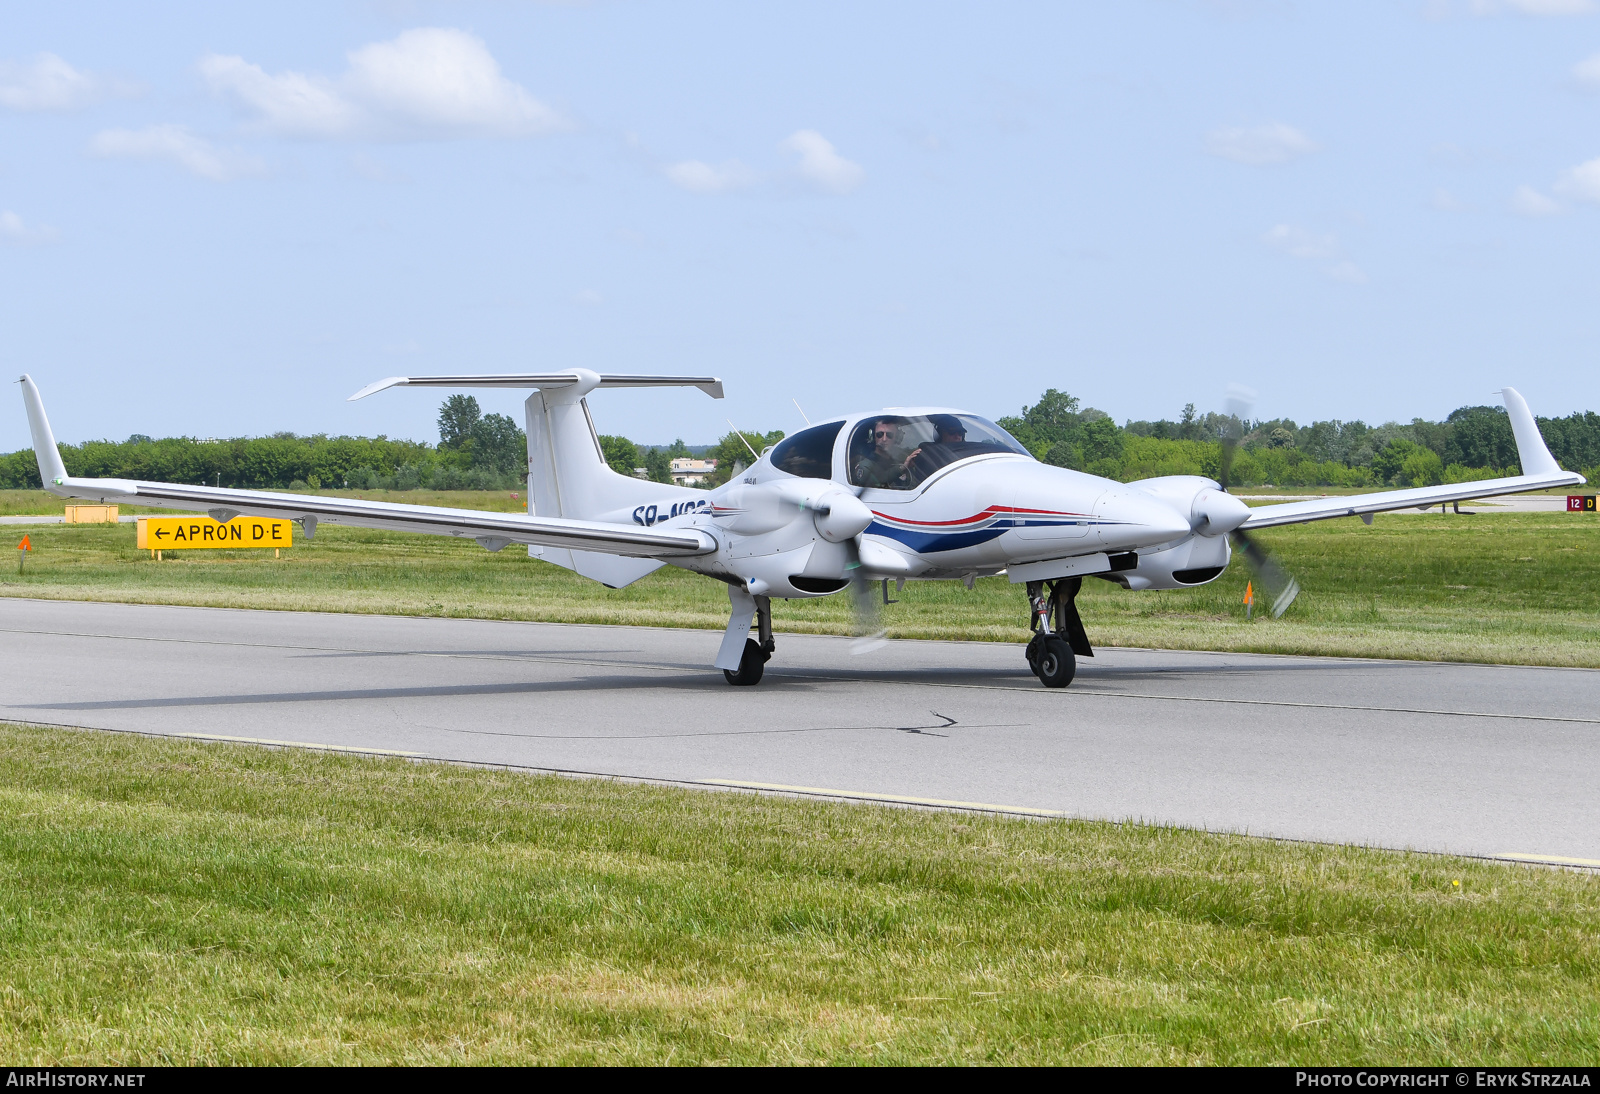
[874,429,896,439]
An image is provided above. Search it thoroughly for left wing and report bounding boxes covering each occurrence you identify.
[18,375,714,559]
[1241,387,1584,530]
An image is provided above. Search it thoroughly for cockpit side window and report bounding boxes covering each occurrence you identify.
[769,421,844,479]
[847,413,1031,490]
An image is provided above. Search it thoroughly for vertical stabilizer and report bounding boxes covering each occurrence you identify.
[18,375,69,487]
[522,370,674,587]
[1499,387,1561,477]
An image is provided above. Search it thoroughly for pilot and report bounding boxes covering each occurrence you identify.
[854,417,912,488]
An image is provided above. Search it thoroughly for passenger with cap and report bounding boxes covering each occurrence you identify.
[901,414,969,482]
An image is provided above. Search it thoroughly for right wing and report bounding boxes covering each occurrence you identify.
[1241,386,1585,530]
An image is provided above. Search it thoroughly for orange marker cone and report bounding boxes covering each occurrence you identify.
[1243,579,1254,621]
[17,534,30,574]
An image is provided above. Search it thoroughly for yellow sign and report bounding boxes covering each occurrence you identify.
[64,504,118,523]
[136,516,293,550]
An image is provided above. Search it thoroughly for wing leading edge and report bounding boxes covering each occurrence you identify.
[1241,387,1584,530]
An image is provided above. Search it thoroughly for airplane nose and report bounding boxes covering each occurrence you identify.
[1093,490,1193,551]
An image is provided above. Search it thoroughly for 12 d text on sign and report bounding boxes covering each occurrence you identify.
[136,517,293,550]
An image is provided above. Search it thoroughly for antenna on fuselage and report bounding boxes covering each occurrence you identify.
[792,398,812,426]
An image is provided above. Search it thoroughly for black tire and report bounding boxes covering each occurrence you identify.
[723,638,768,686]
[1035,637,1076,688]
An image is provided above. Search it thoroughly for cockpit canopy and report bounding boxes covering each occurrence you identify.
[847,413,1028,490]
[764,412,1030,490]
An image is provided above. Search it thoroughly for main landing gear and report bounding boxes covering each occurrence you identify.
[1024,577,1093,688]
[724,593,774,686]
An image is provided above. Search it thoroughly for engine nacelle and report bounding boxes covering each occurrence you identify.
[1099,533,1232,590]
[713,479,870,541]
[1126,475,1250,537]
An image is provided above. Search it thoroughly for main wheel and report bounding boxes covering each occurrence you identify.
[1033,636,1076,689]
[723,638,769,686]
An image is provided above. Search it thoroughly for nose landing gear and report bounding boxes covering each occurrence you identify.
[1024,577,1093,688]
[724,594,775,686]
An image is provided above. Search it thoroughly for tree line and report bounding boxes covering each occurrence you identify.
[4,389,1598,491]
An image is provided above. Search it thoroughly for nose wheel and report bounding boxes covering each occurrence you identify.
[723,637,770,685]
[1025,632,1075,687]
[1024,577,1091,688]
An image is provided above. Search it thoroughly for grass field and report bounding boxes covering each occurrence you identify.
[0,721,1595,1065]
[2,489,1597,667]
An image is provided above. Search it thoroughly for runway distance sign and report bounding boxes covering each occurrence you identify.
[136,516,293,550]
[1567,495,1597,512]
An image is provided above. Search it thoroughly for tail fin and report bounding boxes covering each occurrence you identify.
[1498,387,1561,477]
[350,369,723,588]
[18,374,68,488]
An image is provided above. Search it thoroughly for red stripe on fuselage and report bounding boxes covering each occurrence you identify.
[870,504,1092,527]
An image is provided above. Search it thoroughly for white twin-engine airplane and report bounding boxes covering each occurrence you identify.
[17,372,1585,688]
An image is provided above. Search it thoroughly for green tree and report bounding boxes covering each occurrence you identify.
[1372,438,1420,485]
[640,447,673,483]
[1400,446,1444,486]
[470,413,526,474]
[597,435,641,476]
[438,396,481,451]
[706,428,785,487]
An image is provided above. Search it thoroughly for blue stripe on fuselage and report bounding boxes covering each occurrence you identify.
[867,521,1008,553]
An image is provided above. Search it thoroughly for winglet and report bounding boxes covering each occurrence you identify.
[347,376,410,402]
[18,375,68,486]
[1498,387,1561,477]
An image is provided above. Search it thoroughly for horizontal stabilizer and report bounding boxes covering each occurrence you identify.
[350,371,723,401]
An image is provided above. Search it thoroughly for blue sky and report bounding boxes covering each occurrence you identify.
[3,0,1600,451]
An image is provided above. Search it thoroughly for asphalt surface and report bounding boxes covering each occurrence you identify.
[3,597,1596,867]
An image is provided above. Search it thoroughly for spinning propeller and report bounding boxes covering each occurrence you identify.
[1219,392,1300,618]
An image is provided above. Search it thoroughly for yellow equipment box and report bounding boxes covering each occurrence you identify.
[63,505,118,523]
[136,516,294,550]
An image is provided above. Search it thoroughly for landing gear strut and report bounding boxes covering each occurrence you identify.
[724,594,774,686]
[1024,577,1093,688]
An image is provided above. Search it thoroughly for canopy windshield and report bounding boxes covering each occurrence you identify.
[846,413,1030,490]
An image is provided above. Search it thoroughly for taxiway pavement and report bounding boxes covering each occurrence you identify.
[3,597,1595,867]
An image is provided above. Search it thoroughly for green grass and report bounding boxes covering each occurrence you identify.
[0,721,1595,1065]
[3,491,1598,667]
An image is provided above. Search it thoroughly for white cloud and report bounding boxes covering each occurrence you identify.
[665,159,758,193]
[1327,261,1368,284]
[1432,188,1472,212]
[0,53,99,111]
[1264,223,1339,259]
[89,125,264,181]
[1496,0,1595,13]
[0,210,57,245]
[1512,184,1564,216]
[1205,122,1318,166]
[201,28,564,141]
[782,130,864,193]
[1264,224,1363,283]
[1575,51,1600,86]
[1555,157,1600,203]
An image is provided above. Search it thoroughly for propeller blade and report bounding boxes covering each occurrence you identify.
[1231,528,1300,618]
[1219,386,1254,493]
[845,536,887,654]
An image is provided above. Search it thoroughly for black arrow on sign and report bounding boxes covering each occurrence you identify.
[155,528,170,540]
